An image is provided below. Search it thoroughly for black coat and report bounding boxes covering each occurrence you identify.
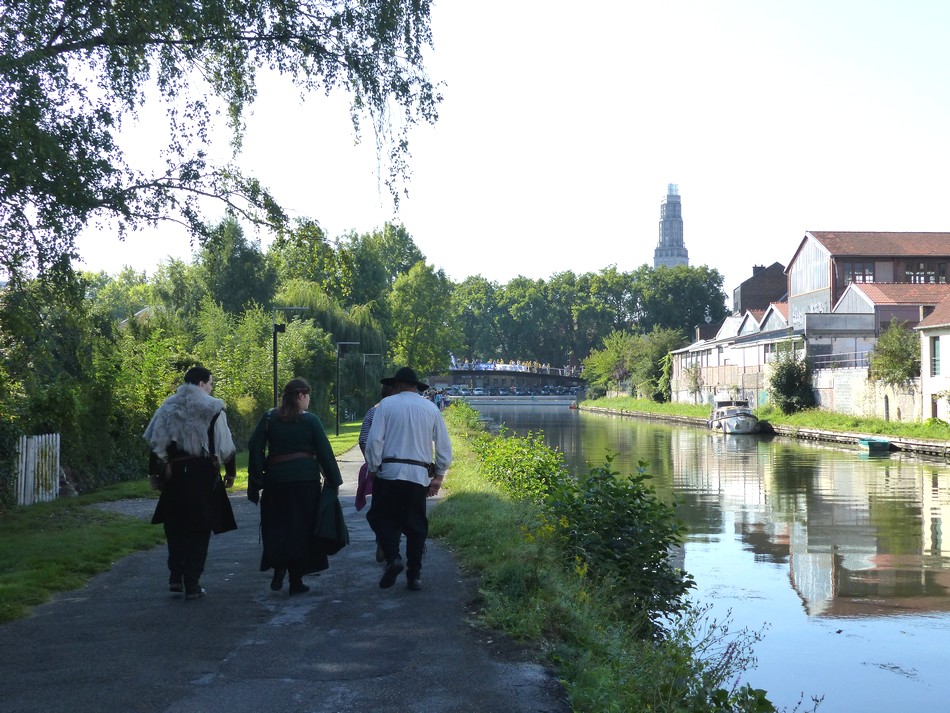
[151,458,237,534]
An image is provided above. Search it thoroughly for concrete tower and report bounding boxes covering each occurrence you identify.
[653,183,689,268]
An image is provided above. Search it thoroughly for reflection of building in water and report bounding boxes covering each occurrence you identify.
[791,457,950,616]
[671,433,950,618]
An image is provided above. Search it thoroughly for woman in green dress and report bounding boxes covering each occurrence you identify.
[248,378,343,595]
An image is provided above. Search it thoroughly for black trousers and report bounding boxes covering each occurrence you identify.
[366,478,428,576]
[164,524,211,587]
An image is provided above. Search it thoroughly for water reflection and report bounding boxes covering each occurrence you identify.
[471,404,950,712]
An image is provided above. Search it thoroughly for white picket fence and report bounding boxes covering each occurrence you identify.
[16,433,61,505]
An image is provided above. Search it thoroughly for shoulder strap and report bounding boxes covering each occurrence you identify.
[208,410,222,458]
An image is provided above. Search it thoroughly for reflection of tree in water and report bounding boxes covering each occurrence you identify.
[868,468,923,557]
[578,419,676,495]
[768,443,820,512]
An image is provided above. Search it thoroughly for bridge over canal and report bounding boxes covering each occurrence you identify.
[428,362,585,396]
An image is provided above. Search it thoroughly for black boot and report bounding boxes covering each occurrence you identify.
[379,556,404,589]
[270,568,286,591]
[288,574,309,596]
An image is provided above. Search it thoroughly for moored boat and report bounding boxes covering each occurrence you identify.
[857,437,891,453]
[708,398,760,434]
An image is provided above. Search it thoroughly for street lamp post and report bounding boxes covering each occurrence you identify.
[335,341,360,436]
[362,353,381,414]
[273,307,306,407]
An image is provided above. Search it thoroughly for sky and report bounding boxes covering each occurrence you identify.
[75,0,950,308]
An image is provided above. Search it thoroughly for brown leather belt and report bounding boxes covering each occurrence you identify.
[266,451,316,466]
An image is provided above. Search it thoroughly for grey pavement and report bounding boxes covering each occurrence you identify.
[0,446,570,713]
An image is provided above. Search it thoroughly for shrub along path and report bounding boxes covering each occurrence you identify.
[0,446,569,713]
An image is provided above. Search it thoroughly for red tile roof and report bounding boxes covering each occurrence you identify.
[771,302,788,319]
[852,283,950,305]
[917,294,950,330]
[808,231,950,257]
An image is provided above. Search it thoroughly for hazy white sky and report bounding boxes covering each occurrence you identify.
[76,0,950,305]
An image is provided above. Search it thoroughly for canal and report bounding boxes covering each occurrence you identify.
[469,403,950,713]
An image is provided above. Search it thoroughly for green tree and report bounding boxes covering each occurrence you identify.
[107,324,188,444]
[83,268,152,324]
[590,265,636,332]
[631,265,728,334]
[546,271,597,368]
[374,223,427,290]
[452,275,503,360]
[388,262,458,374]
[768,348,815,414]
[191,300,335,440]
[331,223,424,324]
[197,214,277,314]
[150,257,206,331]
[269,219,336,287]
[869,318,921,389]
[496,277,550,363]
[0,264,143,487]
[582,331,635,396]
[1,0,440,277]
[629,326,687,401]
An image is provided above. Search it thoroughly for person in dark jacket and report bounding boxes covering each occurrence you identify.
[144,366,238,600]
[248,377,343,595]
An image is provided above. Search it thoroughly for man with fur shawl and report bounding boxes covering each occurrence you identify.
[144,366,238,600]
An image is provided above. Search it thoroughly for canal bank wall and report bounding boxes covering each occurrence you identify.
[578,405,950,459]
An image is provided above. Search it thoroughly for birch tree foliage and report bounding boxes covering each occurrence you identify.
[0,0,441,277]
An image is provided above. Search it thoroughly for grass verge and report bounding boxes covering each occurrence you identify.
[0,421,361,624]
[433,406,796,712]
[584,396,950,441]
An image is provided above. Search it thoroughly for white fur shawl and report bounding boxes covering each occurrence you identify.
[143,384,226,459]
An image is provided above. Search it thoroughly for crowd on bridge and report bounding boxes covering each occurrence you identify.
[448,354,581,378]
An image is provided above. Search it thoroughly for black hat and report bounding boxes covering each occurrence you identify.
[381,366,428,392]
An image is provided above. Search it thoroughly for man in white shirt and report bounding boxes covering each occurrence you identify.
[365,367,452,591]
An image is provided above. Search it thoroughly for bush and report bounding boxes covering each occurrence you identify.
[472,428,567,505]
[460,400,693,636]
[767,353,815,415]
[547,456,693,633]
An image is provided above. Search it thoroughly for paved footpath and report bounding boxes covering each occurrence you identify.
[0,446,570,713]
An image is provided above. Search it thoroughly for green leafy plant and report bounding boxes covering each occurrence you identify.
[547,456,693,633]
[869,318,921,389]
[767,352,815,415]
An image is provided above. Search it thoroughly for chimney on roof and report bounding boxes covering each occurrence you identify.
[752,265,764,275]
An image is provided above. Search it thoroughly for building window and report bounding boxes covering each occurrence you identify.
[907,261,948,284]
[843,261,874,283]
[932,337,941,377]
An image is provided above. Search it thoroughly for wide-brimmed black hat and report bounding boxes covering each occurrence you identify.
[381,366,428,391]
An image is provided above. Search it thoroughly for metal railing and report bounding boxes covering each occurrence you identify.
[810,351,870,370]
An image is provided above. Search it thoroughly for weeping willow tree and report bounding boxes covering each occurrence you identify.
[276,279,388,419]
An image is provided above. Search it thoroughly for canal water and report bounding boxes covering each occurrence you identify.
[470,404,950,713]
